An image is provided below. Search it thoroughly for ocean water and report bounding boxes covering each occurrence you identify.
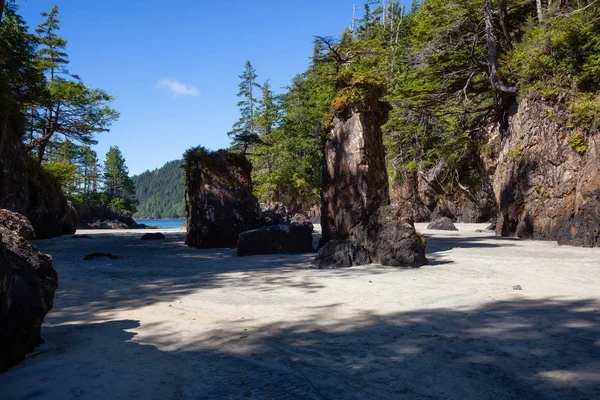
[135,219,185,229]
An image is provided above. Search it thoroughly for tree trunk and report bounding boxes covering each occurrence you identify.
[484,0,517,94]
[498,0,513,49]
[536,0,544,21]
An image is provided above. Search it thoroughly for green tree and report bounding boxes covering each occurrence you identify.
[228,60,261,154]
[27,6,119,163]
[103,146,135,198]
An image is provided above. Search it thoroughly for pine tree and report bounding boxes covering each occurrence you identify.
[228,60,262,154]
[103,146,134,198]
[27,6,119,163]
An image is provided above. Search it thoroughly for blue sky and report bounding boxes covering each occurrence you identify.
[18,0,407,175]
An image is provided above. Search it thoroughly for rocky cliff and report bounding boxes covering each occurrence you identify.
[485,97,600,247]
[0,116,77,238]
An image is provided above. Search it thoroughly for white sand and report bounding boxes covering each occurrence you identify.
[2,224,599,399]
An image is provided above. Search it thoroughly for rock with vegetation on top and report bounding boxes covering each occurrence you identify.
[237,223,314,256]
[427,217,458,231]
[316,71,427,268]
[184,148,260,248]
[0,212,58,371]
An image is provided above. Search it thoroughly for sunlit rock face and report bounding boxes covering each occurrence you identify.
[317,94,426,268]
[184,149,260,248]
[320,106,390,245]
[484,98,600,247]
[0,210,58,371]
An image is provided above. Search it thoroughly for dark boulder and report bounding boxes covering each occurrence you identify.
[141,232,165,240]
[0,213,58,371]
[259,202,289,226]
[359,205,427,268]
[427,217,458,231]
[83,253,121,261]
[184,148,260,248]
[237,223,314,256]
[71,234,92,239]
[313,240,372,269]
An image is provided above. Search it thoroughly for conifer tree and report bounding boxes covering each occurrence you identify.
[28,6,119,163]
[228,60,261,154]
[103,146,135,198]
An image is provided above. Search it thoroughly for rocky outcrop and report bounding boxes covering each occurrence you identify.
[78,207,143,230]
[317,74,427,268]
[427,217,458,231]
[320,98,390,244]
[0,212,58,371]
[184,148,260,248]
[290,213,314,232]
[486,98,600,246]
[0,209,35,240]
[259,202,290,226]
[237,223,314,256]
[0,117,76,238]
[391,169,497,223]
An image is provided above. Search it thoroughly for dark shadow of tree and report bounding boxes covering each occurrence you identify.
[3,298,599,399]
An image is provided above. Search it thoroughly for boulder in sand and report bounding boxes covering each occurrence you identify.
[313,240,372,269]
[427,217,458,231]
[0,212,58,371]
[141,232,165,240]
[237,223,314,256]
[0,209,35,240]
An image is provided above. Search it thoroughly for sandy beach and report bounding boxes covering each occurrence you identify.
[2,224,599,399]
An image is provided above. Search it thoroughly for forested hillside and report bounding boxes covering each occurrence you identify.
[132,160,185,219]
[226,0,600,219]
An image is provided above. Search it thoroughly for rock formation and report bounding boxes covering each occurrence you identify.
[77,207,144,230]
[0,211,58,371]
[391,168,497,223]
[237,223,314,256]
[184,148,260,248]
[485,98,600,247]
[316,72,427,268]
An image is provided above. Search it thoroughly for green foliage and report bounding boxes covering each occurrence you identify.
[568,133,587,155]
[132,160,185,219]
[42,160,77,193]
[26,5,119,163]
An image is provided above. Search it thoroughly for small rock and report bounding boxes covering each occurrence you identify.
[513,285,522,290]
[71,234,92,239]
[141,232,165,240]
[427,217,458,231]
[83,253,121,261]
